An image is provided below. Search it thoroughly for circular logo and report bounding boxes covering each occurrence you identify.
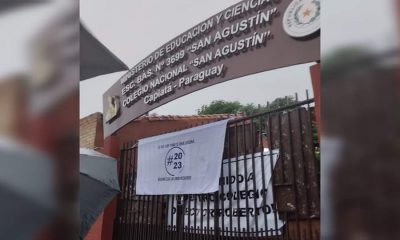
[283,0,320,38]
[165,147,185,176]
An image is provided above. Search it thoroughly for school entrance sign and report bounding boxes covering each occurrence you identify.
[103,0,320,137]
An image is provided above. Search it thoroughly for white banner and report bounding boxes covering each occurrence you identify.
[168,150,285,236]
[136,119,229,195]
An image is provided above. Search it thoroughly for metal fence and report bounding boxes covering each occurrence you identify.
[113,98,320,240]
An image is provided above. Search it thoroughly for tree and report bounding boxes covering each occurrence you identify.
[197,100,242,115]
[239,103,259,116]
[197,95,298,116]
[264,96,297,112]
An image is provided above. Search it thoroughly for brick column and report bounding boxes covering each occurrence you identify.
[99,136,120,240]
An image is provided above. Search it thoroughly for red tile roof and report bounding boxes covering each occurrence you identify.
[80,113,243,124]
[136,113,243,122]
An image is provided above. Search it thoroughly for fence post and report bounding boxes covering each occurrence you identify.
[176,195,184,240]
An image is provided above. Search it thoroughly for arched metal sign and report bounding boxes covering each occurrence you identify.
[103,0,320,137]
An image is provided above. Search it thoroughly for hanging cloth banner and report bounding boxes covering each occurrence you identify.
[136,119,230,195]
[168,149,285,236]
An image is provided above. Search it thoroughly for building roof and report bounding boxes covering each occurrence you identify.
[80,113,242,122]
[135,113,242,122]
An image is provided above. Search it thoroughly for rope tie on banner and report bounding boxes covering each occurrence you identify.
[126,143,138,150]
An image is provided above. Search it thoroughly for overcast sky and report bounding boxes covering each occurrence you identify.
[1,0,395,118]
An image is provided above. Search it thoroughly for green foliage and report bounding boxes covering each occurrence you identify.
[238,103,257,116]
[264,96,297,112]
[197,100,242,115]
[197,96,298,116]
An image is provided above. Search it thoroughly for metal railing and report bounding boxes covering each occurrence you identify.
[114,97,320,240]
